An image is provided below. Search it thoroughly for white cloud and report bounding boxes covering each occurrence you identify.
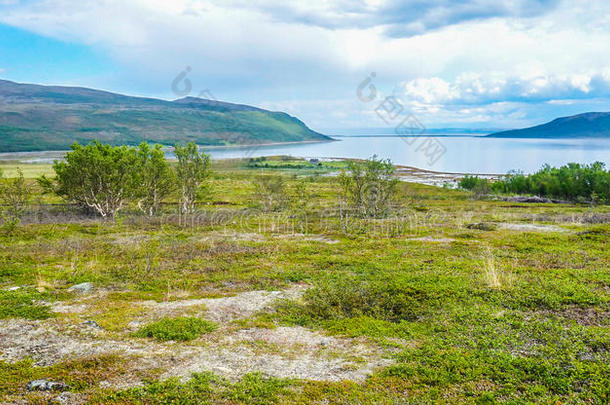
[396,72,610,106]
[1,0,610,128]
[208,0,560,36]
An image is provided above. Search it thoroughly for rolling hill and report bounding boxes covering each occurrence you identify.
[487,112,610,138]
[0,79,331,152]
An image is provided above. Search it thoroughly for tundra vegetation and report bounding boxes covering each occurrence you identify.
[0,146,608,404]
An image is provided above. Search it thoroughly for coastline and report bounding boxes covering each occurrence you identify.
[0,139,338,163]
[313,158,501,186]
[198,138,337,151]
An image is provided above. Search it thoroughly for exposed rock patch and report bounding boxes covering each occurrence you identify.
[498,223,567,233]
[26,379,68,391]
[274,234,340,244]
[503,196,554,204]
[406,236,455,243]
[0,287,392,385]
[139,286,305,322]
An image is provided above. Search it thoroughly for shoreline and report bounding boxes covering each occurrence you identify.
[0,148,501,178]
[313,158,501,186]
[0,139,338,161]
[202,138,337,150]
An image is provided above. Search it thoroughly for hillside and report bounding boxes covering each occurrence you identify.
[0,79,331,152]
[487,112,610,138]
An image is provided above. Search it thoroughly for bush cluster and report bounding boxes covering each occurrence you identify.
[301,277,431,322]
[459,162,610,203]
[39,141,210,218]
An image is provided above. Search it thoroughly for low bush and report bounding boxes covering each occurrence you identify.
[95,372,291,405]
[134,317,217,341]
[0,289,53,320]
[300,277,431,323]
[458,175,488,191]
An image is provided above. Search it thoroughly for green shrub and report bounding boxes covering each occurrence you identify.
[476,162,610,203]
[228,373,291,404]
[40,141,142,218]
[253,175,288,212]
[458,175,486,191]
[339,156,399,218]
[301,277,431,322]
[134,317,217,341]
[0,168,32,232]
[39,141,183,218]
[95,372,291,405]
[0,289,53,320]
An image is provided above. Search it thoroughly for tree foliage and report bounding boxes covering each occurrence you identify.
[0,168,32,217]
[253,175,288,212]
[0,168,32,230]
[42,141,141,217]
[459,162,610,203]
[136,143,176,216]
[339,156,398,217]
[39,141,212,218]
[174,142,211,216]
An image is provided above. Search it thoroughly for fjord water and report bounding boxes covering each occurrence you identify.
[2,136,609,175]
[206,136,610,174]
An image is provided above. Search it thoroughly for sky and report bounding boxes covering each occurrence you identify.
[1,0,610,133]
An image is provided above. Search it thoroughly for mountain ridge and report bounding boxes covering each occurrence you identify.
[0,79,331,152]
[487,112,610,138]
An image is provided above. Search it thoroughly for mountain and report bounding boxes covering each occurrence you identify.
[487,112,610,138]
[0,79,331,152]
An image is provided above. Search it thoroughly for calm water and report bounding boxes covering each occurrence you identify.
[204,136,610,174]
[2,136,609,175]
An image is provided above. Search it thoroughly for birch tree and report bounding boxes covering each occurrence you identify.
[136,143,175,216]
[174,142,211,217]
[338,156,398,218]
[42,141,141,218]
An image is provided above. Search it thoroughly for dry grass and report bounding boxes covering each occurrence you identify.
[482,247,515,289]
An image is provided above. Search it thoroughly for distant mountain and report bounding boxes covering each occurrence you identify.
[0,79,331,152]
[487,112,610,138]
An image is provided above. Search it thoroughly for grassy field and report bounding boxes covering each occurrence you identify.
[0,163,55,179]
[0,158,608,404]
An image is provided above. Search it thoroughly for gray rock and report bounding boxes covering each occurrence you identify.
[26,379,68,391]
[466,222,497,231]
[83,320,103,330]
[67,282,94,294]
[504,196,552,203]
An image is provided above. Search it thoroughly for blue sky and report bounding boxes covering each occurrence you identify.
[0,24,112,84]
[1,0,610,132]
